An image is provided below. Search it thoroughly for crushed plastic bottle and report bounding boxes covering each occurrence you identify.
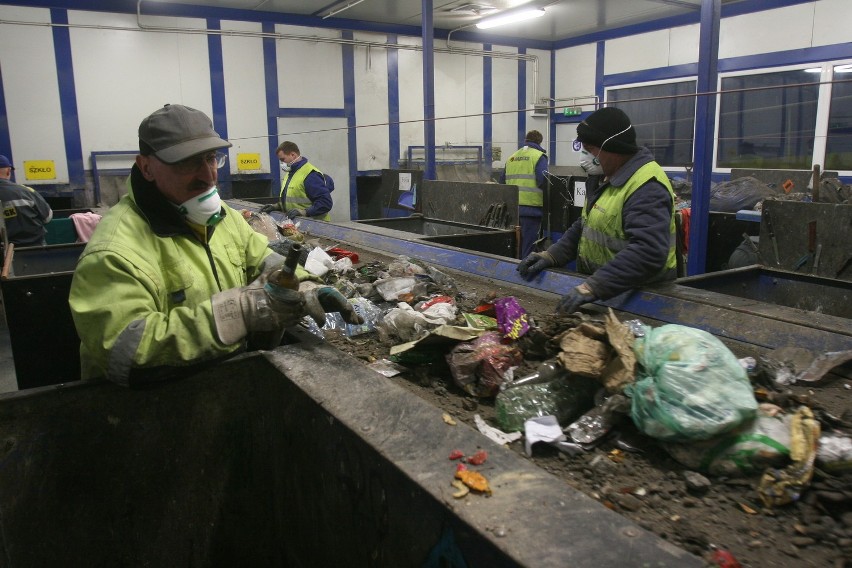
[502,359,566,391]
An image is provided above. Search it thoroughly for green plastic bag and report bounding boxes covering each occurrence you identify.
[625,324,758,442]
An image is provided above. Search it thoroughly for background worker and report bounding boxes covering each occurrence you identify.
[516,107,677,314]
[0,154,53,246]
[260,141,333,220]
[500,130,548,259]
[69,104,356,386]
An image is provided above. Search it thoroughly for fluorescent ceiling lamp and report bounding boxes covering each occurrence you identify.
[835,64,852,73]
[475,8,545,29]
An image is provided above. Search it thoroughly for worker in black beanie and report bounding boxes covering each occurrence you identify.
[516,106,677,314]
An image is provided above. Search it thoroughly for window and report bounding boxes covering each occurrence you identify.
[607,80,697,168]
[825,64,852,170]
[718,69,819,170]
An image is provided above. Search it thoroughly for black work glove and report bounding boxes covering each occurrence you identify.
[287,208,306,219]
[517,251,555,279]
[259,203,281,214]
[556,283,596,314]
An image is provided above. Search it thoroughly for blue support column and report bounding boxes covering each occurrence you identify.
[421,0,436,180]
[687,0,721,275]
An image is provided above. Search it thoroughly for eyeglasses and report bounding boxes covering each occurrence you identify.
[171,151,227,174]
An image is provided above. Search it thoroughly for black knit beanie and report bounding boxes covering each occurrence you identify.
[576,107,638,155]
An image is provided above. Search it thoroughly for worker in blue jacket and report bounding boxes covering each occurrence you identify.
[500,130,548,259]
[260,141,333,221]
[516,107,677,314]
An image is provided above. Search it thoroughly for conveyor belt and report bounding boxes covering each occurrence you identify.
[284,215,852,355]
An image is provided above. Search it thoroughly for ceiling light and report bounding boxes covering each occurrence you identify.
[804,68,822,73]
[475,8,545,29]
[834,64,852,73]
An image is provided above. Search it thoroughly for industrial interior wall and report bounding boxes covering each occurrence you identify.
[552,0,852,168]
[0,4,546,213]
[0,5,68,185]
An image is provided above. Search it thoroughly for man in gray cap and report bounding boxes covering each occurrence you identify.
[69,104,358,386]
[0,154,54,246]
[516,106,677,313]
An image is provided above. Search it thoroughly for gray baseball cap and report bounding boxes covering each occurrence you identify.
[138,104,232,164]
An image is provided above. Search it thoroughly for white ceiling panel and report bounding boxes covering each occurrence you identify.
[149,0,746,43]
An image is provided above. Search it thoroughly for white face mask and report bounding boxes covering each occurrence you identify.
[580,150,604,175]
[178,186,223,226]
[280,161,291,173]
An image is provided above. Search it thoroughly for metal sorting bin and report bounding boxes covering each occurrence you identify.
[677,267,852,318]
[0,332,701,567]
[356,216,517,257]
[1,243,83,388]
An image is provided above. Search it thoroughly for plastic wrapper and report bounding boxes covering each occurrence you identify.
[816,432,852,473]
[377,302,456,343]
[320,297,381,337]
[243,211,283,242]
[625,324,758,442]
[446,332,523,397]
[493,296,529,340]
[387,255,427,276]
[494,377,599,433]
[709,176,778,212]
[663,412,792,477]
[374,277,417,301]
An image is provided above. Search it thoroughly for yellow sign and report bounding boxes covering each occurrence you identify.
[23,160,56,180]
[237,153,262,171]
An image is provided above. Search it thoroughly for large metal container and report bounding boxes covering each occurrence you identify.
[0,330,700,567]
[0,243,83,388]
[356,216,517,257]
[677,266,852,319]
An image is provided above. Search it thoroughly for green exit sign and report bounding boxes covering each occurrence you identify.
[563,107,582,117]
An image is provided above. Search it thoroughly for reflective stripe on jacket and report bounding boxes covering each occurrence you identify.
[69,166,273,384]
[280,162,330,221]
[504,146,544,207]
[577,161,677,279]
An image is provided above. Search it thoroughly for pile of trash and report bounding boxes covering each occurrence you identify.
[245,209,852,516]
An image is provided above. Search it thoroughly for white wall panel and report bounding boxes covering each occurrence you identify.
[491,55,518,162]
[276,25,343,109]
[0,6,65,183]
[554,44,597,108]
[669,24,699,67]
[353,32,390,171]
[397,37,424,161]
[434,48,469,147]
[463,48,484,148]
[813,0,852,46]
[69,11,211,175]
[605,30,669,75]
[720,3,814,59]
[277,117,350,222]
[222,20,269,173]
[555,123,582,167]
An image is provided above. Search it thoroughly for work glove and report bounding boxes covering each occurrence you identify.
[258,203,281,214]
[517,251,556,279]
[287,208,306,219]
[555,283,596,315]
[211,271,306,345]
[296,281,364,328]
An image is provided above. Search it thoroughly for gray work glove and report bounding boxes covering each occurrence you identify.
[517,251,556,279]
[212,271,305,345]
[287,208,306,219]
[297,281,364,328]
[258,203,281,214]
